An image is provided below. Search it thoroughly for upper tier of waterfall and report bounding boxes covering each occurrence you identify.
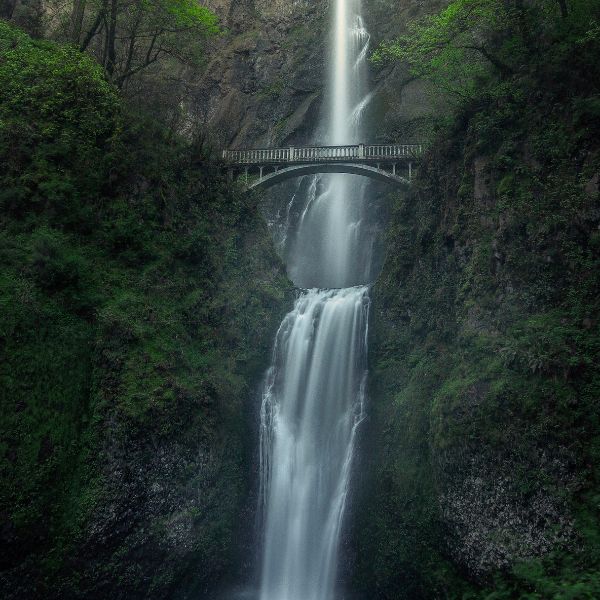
[283,0,374,290]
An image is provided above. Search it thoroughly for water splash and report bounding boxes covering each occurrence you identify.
[352,15,371,70]
[350,92,374,128]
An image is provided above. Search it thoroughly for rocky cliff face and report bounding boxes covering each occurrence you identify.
[199,0,446,149]
[199,0,327,148]
[362,0,449,143]
[350,62,600,599]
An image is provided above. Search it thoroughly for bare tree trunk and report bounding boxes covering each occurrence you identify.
[70,0,86,44]
[101,12,109,65]
[118,1,143,88]
[120,35,137,88]
[105,0,118,78]
[80,0,107,51]
[116,33,161,87]
[462,45,515,78]
[9,0,43,36]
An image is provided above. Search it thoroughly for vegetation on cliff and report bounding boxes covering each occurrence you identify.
[2,0,600,597]
[354,0,600,598]
[0,21,290,599]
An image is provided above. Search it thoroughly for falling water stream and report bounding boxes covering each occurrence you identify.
[257,2,373,599]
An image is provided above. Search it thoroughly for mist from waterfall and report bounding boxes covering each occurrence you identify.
[257,2,373,600]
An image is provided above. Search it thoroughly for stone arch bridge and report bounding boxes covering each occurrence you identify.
[222,143,423,191]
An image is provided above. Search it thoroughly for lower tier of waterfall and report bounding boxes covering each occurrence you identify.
[258,286,370,600]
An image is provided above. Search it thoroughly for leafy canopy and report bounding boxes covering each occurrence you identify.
[372,0,519,100]
[0,21,119,223]
[160,0,220,30]
[373,0,600,103]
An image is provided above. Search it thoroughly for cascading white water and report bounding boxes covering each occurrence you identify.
[257,2,373,599]
[258,288,369,600]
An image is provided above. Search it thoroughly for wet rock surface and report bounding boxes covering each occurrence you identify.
[201,0,327,148]
[199,0,446,149]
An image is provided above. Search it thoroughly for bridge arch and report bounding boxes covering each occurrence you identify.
[248,163,410,191]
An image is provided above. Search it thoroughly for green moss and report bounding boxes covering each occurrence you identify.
[0,22,291,600]
[257,78,287,100]
[353,14,600,597]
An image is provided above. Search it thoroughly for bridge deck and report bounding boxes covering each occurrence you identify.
[223,143,422,166]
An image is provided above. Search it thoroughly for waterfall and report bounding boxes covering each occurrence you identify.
[258,288,369,600]
[257,2,373,599]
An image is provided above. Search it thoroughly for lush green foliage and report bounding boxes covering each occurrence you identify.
[373,0,600,105]
[373,0,510,98]
[356,2,600,597]
[0,22,289,599]
[161,0,218,29]
[11,0,222,135]
[0,20,119,224]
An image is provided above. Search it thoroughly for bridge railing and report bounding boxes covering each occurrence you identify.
[222,144,423,165]
[365,144,423,159]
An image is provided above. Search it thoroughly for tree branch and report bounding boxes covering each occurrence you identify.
[115,39,163,86]
[80,0,108,51]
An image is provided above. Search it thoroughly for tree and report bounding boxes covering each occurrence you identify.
[372,0,526,102]
[373,0,600,107]
[0,20,120,219]
[60,0,219,89]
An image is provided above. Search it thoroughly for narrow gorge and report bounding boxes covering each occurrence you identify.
[1,0,599,599]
